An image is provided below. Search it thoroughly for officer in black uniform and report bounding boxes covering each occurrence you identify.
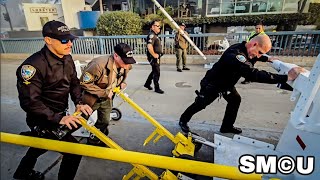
[179,35,304,134]
[13,21,92,180]
[144,20,164,94]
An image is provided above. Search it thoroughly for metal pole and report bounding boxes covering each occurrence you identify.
[150,0,207,60]
[99,0,103,15]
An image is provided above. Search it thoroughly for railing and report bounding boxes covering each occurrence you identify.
[1,31,319,57]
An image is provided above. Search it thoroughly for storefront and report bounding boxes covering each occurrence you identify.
[206,0,303,16]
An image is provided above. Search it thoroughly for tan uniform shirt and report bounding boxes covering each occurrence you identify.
[80,55,130,99]
[175,31,189,49]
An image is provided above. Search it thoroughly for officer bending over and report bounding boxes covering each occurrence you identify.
[179,35,304,134]
[80,43,136,146]
[13,21,92,180]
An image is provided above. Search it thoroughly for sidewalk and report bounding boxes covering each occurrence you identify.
[1,59,295,179]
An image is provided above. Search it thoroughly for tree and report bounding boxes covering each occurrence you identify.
[96,11,142,36]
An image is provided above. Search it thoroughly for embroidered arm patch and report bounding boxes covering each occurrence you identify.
[21,65,36,85]
[236,55,247,63]
[82,72,94,83]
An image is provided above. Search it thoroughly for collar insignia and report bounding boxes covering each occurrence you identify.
[21,65,36,85]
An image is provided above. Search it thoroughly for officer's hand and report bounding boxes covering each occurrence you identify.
[76,104,93,117]
[287,66,306,81]
[107,91,114,99]
[120,82,127,90]
[154,54,159,59]
[60,115,81,130]
[267,56,279,62]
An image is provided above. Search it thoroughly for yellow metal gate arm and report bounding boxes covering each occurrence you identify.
[0,132,262,180]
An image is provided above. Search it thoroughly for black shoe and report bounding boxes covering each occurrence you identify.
[13,170,45,180]
[155,88,164,94]
[179,121,190,133]
[87,140,106,147]
[177,68,182,72]
[241,80,250,84]
[182,67,190,70]
[220,126,242,134]
[144,84,153,90]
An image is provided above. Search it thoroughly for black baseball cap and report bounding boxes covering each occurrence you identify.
[42,20,77,40]
[179,23,186,27]
[114,43,136,64]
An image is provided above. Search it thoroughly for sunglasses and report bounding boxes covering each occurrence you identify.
[59,39,74,44]
[153,24,161,28]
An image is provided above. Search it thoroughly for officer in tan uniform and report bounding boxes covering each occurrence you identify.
[175,23,190,72]
[80,43,136,146]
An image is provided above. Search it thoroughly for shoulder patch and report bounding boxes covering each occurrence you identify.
[236,55,247,63]
[21,65,36,85]
[149,34,154,39]
[82,72,94,83]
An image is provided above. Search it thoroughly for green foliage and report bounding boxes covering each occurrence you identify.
[308,3,320,30]
[174,13,311,27]
[96,11,142,36]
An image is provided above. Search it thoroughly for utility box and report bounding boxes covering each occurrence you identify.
[78,11,100,29]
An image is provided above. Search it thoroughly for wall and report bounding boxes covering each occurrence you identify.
[61,0,90,29]
[22,3,64,31]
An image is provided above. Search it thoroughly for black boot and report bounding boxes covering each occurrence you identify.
[13,170,45,180]
[87,127,109,146]
[144,84,153,90]
[179,121,190,133]
[154,85,164,94]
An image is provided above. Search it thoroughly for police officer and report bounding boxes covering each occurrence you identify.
[175,22,190,72]
[80,43,136,146]
[242,21,267,84]
[144,20,164,94]
[13,20,93,180]
[179,35,304,134]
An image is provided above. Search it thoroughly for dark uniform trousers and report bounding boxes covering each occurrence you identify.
[15,125,82,180]
[145,57,161,89]
[180,80,241,129]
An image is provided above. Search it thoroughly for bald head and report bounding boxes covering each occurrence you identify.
[245,34,271,59]
[251,34,272,52]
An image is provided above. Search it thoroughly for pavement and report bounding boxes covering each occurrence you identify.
[1,58,297,179]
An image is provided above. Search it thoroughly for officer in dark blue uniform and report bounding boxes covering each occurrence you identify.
[13,21,92,180]
[179,35,304,134]
[144,20,164,94]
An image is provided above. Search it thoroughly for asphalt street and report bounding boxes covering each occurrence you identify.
[1,59,297,179]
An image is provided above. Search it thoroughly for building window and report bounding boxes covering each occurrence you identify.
[283,0,299,12]
[235,0,250,14]
[206,0,298,16]
[221,0,235,15]
[207,0,220,15]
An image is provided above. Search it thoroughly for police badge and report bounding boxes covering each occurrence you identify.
[21,65,36,85]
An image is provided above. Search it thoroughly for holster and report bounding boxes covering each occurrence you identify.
[82,91,98,107]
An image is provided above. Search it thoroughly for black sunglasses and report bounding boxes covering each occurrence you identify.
[59,39,74,44]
